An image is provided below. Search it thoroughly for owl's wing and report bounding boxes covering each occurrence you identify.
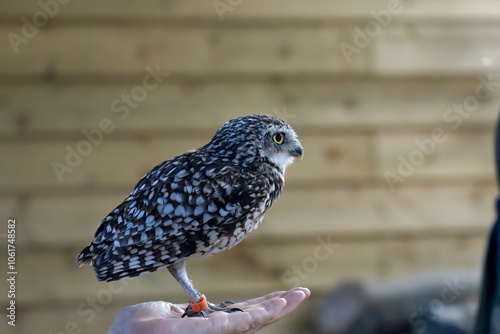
[78,151,271,281]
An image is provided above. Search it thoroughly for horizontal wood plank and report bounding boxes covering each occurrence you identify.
[0,135,372,189]
[9,185,495,247]
[1,80,500,136]
[376,132,496,184]
[375,26,500,75]
[376,238,487,279]
[0,26,366,77]
[263,185,496,236]
[3,237,485,305]
[3,26,499,77]
[4,131,495,191]
[1,1,500,22]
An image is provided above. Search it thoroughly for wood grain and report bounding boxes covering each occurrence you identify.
[376,132,496,183]
[0,135,372,189]
[0,26,366,77]
[1,81,499,136]
[1,0,500,22]
[375,26,500,75]
[10,185,495,247]
[2,237,485,306]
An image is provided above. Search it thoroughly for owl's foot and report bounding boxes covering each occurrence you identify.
[182,298,243,318]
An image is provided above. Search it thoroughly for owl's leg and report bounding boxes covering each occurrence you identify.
[168,260,202,302]
[168,260,243,318]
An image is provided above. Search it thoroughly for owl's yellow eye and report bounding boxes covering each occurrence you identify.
[273,133,285,145]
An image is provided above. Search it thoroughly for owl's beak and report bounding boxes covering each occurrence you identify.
[290,144,304,160]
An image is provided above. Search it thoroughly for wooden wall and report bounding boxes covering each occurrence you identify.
[1,1,500,333]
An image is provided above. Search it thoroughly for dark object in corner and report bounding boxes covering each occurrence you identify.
[474,115,500,334]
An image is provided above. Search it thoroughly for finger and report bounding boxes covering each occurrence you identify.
[273,289,310,321]
[168,304,186,318]
[208,297,288,333]
[278,287,311,302]
[231,290,287,308]
[232,287,310,309]
[241,288,310,326]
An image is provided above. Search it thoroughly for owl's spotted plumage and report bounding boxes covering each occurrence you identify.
[77,114,303,317]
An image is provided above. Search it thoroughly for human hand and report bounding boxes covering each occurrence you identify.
[107,287,310,334]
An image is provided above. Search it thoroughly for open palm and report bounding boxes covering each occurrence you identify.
[107,287,310,334]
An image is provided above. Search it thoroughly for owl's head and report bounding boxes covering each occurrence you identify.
[208,114,303,173]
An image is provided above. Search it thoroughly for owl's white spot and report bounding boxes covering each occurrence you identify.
[203,213,212,223]
[196,196,205,205]
[174,205,185,217]
[207,203,218,213]
[194,206,204,216]
[145,215,155,226]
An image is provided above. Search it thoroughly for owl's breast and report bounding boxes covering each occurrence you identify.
[195,196,270,257]
[191,170,283,257]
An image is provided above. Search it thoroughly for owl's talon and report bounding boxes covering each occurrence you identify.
[218,300,236,308]
[226,307,244,313]
[182,300,244,317]
[182,304,207,318]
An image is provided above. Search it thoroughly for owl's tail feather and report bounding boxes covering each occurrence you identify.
[76,244,96,266]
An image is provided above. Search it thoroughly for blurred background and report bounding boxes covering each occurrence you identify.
[1,1,500,333]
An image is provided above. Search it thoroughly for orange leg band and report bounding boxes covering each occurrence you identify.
[190,295,208,313]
